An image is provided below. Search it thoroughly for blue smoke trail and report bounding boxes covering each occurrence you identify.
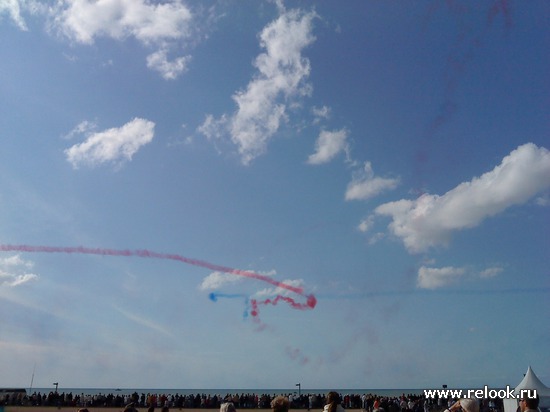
[209,292,250,320]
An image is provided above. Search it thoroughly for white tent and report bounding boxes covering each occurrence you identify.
[503,366,550,412]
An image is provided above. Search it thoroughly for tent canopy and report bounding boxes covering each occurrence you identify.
[515,366,550,397]
[503,366,550,412]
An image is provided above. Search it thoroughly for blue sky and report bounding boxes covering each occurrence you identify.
[1,0,549,391]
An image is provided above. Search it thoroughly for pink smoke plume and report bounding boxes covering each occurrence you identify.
[0,244,317,308]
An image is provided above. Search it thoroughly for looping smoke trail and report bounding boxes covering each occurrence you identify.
[249,293,317,327]
[252,294,317,311]
[0,244,317,310]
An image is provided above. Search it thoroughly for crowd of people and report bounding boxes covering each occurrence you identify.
[0,388,531,412]
[0,390,420,409]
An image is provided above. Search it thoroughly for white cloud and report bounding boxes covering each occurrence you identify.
[345,161,400,201]
[311,105,331,124]
[0,255,38,287]
[146,49,191,80]
[64,117,155,169]
[375,143,550,253]
[357,215,374,233]
[0,273,38,287]
[479,267,503,278]
[0,0,27,30]
[199,269,277,291]
[63,119,97,140]
[417,265,502,289]
[198,271,243,291]
[368,232,385,245]
[48,0,193,79]
[198,6,317,164]
[0,254,34,268]
[197,114,228,142]
[52,0,192,45]
[417,266,465,289]
[254,278,304,298]
[307,128,348,165]
[535,194,550,206]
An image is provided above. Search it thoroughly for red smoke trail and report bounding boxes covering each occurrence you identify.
[0,244,317,306]
[249,294,317,329]
[251,294,317,314]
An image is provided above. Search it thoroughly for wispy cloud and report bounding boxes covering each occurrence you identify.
[254,278,303,298]
[146,48,191,80]
[114,306,172,337]
[0,0,27,30]
[199,269,277,292]
[307,128,349,165]
[0,255,38,287]
[64,117,155,169]
[417,265,504,289]
[479,266,503,278]
[376,143,550,254]
[345,161,400,201]
[63,119,97,140]
[311,105,331,124]
[198,6,317,164]
[535,194,550,207]
[0,272,38,287]
[417,266,465,289]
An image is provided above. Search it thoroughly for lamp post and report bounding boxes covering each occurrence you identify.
[53,382,58,393]
[296,383,301,397]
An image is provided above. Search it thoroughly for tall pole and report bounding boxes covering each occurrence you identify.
[296,383,301,397]
[29,363,36,393]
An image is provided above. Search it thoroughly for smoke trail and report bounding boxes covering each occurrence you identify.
[208,292,248,302]
[0,244,317,307]
[252,294,317,312]
[209,292,251,319]
[415,0,513,191]
[209,292,317,321]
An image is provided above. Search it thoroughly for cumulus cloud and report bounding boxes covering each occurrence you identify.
[307,128,348,165]
[51,0,192,44]
[198,6,317,164]
[345,162,400,201]
[417,266,465,289]
[47,0,193,79]
[0,255,38,287]
[376,143,550,254]
[64,117,155,169]
[198,271,243,291]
